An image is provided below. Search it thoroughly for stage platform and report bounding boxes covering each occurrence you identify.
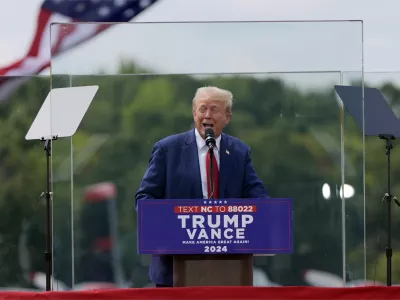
[0,286,398,300]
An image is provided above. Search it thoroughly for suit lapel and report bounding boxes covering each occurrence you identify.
[183,130,203,198]
[219,134,233,199]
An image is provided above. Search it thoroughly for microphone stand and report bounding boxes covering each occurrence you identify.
[205,128,216,199]
[379,134,400,286]
[41,135,57,291]
[208,147,214,199]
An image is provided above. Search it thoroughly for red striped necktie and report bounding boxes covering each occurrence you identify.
[206,150,219,199]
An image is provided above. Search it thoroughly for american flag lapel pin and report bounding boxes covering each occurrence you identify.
[226,149,230,155]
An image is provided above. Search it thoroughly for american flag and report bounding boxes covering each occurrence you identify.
[0,0,159,102]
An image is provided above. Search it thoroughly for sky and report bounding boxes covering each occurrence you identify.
[0,0,399,87]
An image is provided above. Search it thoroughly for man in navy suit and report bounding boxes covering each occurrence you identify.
[135,86,268,287]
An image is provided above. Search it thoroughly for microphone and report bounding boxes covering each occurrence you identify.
[205,128,216,149]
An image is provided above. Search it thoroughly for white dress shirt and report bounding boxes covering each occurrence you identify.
[195,129,221,199]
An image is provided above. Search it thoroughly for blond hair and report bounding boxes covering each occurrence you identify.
[192,86,233,113]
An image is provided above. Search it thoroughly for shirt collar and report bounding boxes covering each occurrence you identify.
[195,128,221,150]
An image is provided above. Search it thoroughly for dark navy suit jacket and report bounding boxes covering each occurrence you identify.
[135,129,268,286]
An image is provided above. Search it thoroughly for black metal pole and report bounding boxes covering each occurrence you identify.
[386,138,392,287]
[209,148,214,199]
[379,134,399,287]
[43,138,53,291]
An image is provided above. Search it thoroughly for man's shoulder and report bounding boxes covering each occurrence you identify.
[222,133,250,152]
[156,130,192,149]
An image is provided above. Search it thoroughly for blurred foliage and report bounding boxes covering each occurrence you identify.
[0,62,400,288]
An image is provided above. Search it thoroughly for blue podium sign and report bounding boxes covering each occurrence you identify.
[137,198,293,255]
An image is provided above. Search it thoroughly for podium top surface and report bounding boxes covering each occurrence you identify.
[334,85,400,137]
[26,86,98,140]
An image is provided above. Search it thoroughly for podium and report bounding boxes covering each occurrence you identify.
[137,198,293,287]
[172,254,253,286]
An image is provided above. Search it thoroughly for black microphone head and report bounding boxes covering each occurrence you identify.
[205,128,216,148]
[205,128,215,138]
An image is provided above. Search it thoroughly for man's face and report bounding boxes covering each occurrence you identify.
[193,97,231,139]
